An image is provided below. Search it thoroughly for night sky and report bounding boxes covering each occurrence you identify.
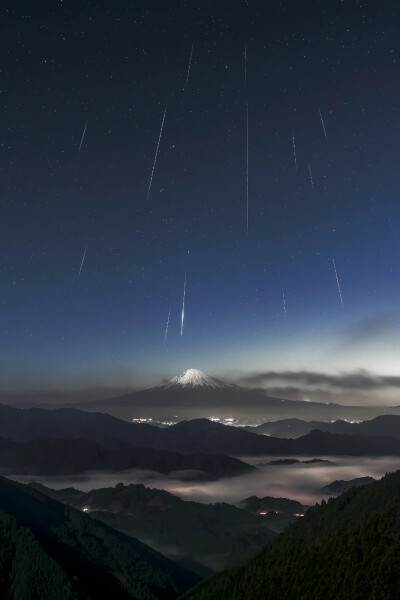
[1,1,399,399]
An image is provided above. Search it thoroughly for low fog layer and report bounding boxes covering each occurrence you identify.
[11,455,400,506]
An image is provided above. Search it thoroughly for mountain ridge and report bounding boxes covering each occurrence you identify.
[7,368,399,423]
[0,435,254,478]
[68,369,399,422]
[246,414,400,439]
[3,404,400,458]
[0,476,198,599]
[28,480,277,577]
[181,471,400,599]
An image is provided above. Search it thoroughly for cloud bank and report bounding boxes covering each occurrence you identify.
[236,369,400,406]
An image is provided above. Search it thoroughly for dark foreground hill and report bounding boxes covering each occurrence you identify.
[0,477,198,600]
[30,482,275,577]
[181,471,400,600]
[0,436,253,479]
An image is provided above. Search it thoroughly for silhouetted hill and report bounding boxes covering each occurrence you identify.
[153,421,400,456]
[0,476,198,600]
[246,414,400,439]
[0,437,253,479]
[0,405,280,455]
[0,403,155,450]
[151,419,285,454]
[181,471,400,600]
[237,495,308,532]
[3,405,400,458]
[289,429,400,455]
[246,418,337,437]
[238,495,308,514]
[262,457,332,466]
[322,476,376,495]
[29,481,275,577]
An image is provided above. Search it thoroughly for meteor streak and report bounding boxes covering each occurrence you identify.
[180,273,186,336]
[185,38,194,86]
[292,131,297,170]
[308,163,314,191]
[164,307,171,347]
[282,291,287,317]
[78,245,87,279]
[318,106,328,140]
[246,102,249,234]
[332,258,343,306]
[147,104,167,201]
[78,120,88,153]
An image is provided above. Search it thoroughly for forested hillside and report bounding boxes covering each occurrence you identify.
[0,476,198,600]
[182,471,400,600]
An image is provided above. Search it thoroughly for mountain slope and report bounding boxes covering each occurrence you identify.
[289,429,400,455]
[246,414,400,439]
[124,419,400,456]
[181,471,400,600]
[0,403,155,450]
[322,476,376,495]
[0,476,198,600]
[3,404,400,458]
[236,495,309,532]
[0,436,253,478]
[30,481,275,577]
[75,369,394,422]
[160,369,238,390]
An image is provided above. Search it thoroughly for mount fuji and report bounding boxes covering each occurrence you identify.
[79,368,386,423]
[156,368,239,391]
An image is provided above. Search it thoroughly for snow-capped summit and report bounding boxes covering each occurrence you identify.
[163,368,232,390]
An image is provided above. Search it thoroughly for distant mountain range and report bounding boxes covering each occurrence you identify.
[29,481,276,577]
[182,471,400,600]
[245,414,400,438]
[0,476,198,599]
[0,435,253,479]
[3,404,400,465]
[263,457,333,466]
[58,368,399,422]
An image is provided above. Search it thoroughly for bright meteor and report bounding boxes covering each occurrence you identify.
[181,273,186,336]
